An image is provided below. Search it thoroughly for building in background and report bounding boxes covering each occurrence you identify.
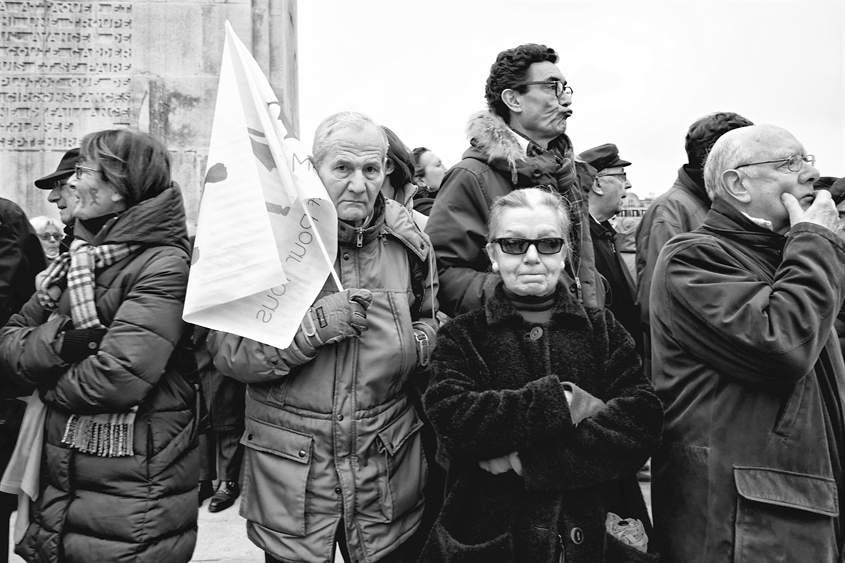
[0,0,299,229]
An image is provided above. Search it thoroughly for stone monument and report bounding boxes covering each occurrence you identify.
[0,0,299,228]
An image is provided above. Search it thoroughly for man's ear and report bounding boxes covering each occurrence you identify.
[385,157,395,175]
[590,178,604,196]
[722,169,751,203]
[501,89,522,114]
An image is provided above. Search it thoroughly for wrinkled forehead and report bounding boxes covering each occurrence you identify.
[325,123,387,160]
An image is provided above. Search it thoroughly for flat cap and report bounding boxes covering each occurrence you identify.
[577,143,631,172]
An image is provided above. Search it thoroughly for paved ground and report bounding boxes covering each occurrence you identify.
[8,483,651,562]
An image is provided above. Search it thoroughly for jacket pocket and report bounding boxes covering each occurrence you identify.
[374,407,427,522]
[733,466,838,563]
[240,417,313,537]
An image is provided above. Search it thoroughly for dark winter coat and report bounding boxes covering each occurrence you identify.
[420,282,663,563]
[650,198,845,563]
[590,216,642,357]
[634,166,709,380]
[0,185,199,563]
[425,111,602,316]
[0,198,47,471]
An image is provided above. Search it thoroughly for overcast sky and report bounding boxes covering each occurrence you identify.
[298,0,844,199]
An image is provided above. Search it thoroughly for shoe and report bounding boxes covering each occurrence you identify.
[198,480,214,506]
[208,481,240,513]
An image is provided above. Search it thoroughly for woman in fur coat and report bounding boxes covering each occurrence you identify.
[419,188,663,562]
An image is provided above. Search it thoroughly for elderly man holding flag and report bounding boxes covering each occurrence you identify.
[209,110,439,563]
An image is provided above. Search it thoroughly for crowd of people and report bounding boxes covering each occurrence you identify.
[0,41,842,563]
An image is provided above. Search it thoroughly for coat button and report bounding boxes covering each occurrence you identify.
[334,487,341,494]
[336,414,344,421]
[529,327,543,340]
[570,527,584,544]
[298,450,306,458]
[532,169,542,177]
[343,253,349,260]
[247,434,253,441]
[88,341,97,349]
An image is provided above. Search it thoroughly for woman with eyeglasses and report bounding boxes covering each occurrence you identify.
[0,129,198,563]
[28,217,64,265]
[418,188,663,563]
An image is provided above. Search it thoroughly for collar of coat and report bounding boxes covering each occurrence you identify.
[73,182,190,254]
[676,165,710,206]
[701,198,786,262]
[485,280,589,327]
[589,215,617,240]
[463,111,575,182]
[336,192,430,261]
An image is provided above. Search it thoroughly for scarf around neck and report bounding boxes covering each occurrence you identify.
[38,238,142,457]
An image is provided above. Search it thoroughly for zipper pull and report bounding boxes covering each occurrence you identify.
[356,228,363,248]
[574,275,582,302]
[558,534,565,563]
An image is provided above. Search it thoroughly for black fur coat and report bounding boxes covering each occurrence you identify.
[420,283,663,562]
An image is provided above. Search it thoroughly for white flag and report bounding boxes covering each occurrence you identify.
[184,22,338,349]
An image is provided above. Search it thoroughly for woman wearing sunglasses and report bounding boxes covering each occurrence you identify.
[419,187,663,562]
[0,129,198,563]
[28,217,64,265]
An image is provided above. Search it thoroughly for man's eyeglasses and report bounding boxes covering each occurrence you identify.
[734,154,815,173]
[494,237,565,255]
[513,80,573,99]
[38,233,62,242]
[597,172,627,181]
[75,164,99,179]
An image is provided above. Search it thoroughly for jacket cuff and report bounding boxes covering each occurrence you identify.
[562,381,607,425]
[59,328,107,364]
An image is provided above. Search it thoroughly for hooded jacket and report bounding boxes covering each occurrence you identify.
[0,184,198,563]
[419,282,662,562]
[425,111,602,316]
[209,196,438,563]
[650,198,845,563]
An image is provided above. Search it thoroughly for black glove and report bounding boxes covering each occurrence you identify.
[59,328,107,364]
[298,289,373,350]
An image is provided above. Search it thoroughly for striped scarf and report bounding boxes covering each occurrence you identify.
[38,238,141,457]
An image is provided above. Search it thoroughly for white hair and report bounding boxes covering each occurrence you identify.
[311,111,388,167]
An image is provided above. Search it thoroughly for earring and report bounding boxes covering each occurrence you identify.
[491,262,499,272]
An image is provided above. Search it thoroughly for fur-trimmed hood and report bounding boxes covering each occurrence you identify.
[463,111,578,188]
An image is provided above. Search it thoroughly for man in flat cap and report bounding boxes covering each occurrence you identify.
[579,143,641,356]
[33,147,78,252]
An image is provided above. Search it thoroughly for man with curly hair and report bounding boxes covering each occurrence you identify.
[635,111,753,381]
[425,43,603,316]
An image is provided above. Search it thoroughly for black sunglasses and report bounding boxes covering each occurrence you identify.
[494,237,565,255]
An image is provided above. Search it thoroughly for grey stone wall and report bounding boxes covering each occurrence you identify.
[0,0,299,228]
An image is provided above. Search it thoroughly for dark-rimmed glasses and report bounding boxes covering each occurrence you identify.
[735,154,815,173]
[513,80,573,99]
[75,164,99,179]
[38,233,62,242]
[494,237,565,255]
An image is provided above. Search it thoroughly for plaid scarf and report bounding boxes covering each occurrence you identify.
[38,238,142,457]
